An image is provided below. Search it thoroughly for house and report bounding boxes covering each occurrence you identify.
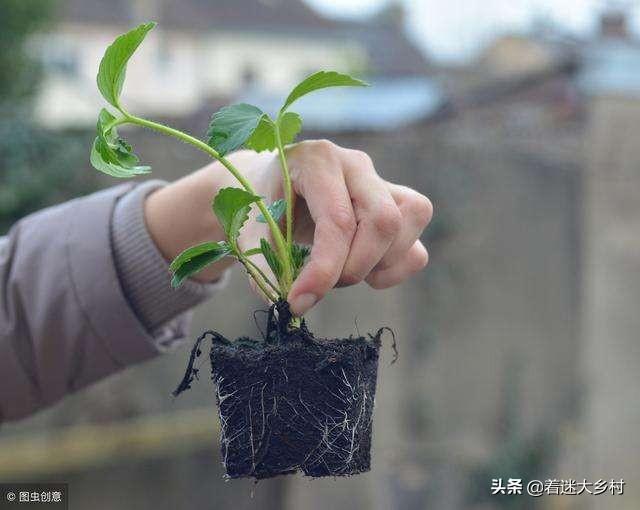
[33,0,440,128]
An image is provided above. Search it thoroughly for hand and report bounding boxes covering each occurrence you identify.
[145,140,433,315]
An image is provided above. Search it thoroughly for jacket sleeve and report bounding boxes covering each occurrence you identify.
[0,183,227,422]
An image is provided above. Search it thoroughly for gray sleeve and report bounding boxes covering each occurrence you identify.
[111,180,229,350]
[0,183,227,423]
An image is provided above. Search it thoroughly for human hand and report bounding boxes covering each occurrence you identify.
[145,140,433,316]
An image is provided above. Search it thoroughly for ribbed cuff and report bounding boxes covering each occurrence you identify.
[110,180,229,342]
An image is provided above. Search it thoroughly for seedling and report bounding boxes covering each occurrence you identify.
[90,22,367,317]
[90,22,390,480]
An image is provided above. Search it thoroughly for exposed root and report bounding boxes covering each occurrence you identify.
[171,303,390,479]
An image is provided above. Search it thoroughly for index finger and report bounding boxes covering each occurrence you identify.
[287,162,356,316]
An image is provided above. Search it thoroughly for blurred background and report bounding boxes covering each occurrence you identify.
[0,0,638,509]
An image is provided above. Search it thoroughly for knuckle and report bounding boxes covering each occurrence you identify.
[340,267,365,287]
[349,149,374,168]
[372,202,402,238]
[408,192,434,227]
[311,138,339,157]
[328,206,357,238]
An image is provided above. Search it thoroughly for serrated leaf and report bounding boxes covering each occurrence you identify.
[291,243,311,278]
[244,115,275,152]
[207,103,266,156]
[169,241,231,272]
[212,187,261,241]
[256,199,286,223]
[97,22,156,108]
[90,108,150,178]
[260,238,282,281]
[278,112,303,145]
[245,112,302,152]
[170,241,232,288]
[281,71,368,112]
[170,241,231,287]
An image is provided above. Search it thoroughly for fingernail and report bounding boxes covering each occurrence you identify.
[290,293,317,315]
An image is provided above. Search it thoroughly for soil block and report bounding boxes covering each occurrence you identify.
[173,302,393,480]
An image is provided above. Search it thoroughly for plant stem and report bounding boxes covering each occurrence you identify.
[274,117,294,249]
[123,112,294,292]
[241,256,281,296]
[239,259,278,302]
[104,116,128,132]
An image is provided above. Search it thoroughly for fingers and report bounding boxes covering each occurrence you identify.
[337,150,402,286]
[288,143,356,315]
[376,183,433,270]
[366,241,429,289]
[285,140,432,316]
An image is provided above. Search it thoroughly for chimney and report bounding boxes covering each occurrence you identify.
[600,9,628,39]
[374,1,405,29]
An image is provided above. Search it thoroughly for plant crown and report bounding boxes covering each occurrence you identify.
[90,22,367,312]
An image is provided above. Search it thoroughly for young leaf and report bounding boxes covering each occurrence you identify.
[256,199,286,223]
[207,103,266,156]
[278,112,303,145]
[281,71,368,112]
[97,22,156,108]
[245,112,302,152]
[90,108,150,178]
[260,238,283,281]
[212,187,261,241]
[291,243,311,277]
[169,241,231,272]
[169,241,232,288]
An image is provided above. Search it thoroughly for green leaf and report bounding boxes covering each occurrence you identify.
[169,241,231,272]
[212,187,261,241]
[278,112,303,145]
[245,112,302,152]
[207,103,266,156]
[169,241,232,288]
[291,243,311,278]
[97,22,156,108]
[90,108,150,178]
[256,199,286,223]
[281,71,368,112]
[260,238,282,280]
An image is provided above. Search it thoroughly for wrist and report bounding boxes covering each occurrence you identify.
[144,164,234,282]
[112,180,228,335]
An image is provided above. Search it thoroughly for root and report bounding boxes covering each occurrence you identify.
[372,326,398,364]
[172,330,229,397]
[172,305,388,479]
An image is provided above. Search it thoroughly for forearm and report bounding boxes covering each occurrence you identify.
[0,182,227,422]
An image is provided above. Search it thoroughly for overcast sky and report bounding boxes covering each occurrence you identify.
[306,0,640,62]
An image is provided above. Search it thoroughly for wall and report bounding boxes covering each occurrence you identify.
[581,95,640,509]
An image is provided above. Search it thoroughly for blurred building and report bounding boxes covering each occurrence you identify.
[32,0,433,128]
[3,3,640,510]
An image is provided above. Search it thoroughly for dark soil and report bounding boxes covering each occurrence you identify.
[173,301,394,480]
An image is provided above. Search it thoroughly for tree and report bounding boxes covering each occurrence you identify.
[0,0,96,233]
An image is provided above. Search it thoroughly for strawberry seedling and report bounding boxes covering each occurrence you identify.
[90,22,389,479]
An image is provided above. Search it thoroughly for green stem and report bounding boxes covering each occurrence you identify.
[123,113,294,292]
[274,116,294,249]
[104,116,128,132]
[239,259,278,302]
[242,256,281,296]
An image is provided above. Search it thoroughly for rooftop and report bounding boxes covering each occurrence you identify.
[55,0,430,77]
[238,76,446,132]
